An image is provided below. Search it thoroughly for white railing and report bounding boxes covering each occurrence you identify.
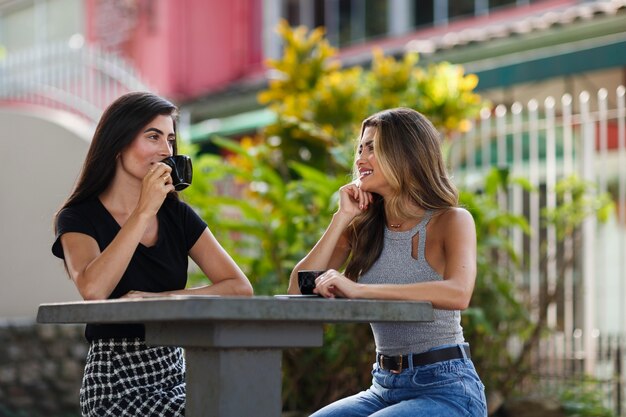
[450,86,626,414]
[0,41,153,124]
[531,332,626,416]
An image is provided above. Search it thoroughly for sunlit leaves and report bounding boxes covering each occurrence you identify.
[258,22,485,173]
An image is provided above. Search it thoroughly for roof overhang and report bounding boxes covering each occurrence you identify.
[469,32,626,90]
[188,108,276,144]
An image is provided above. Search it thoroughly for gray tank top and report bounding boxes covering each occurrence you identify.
[358,210,465,356]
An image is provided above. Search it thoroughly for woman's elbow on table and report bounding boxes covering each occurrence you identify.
[449,286,474,311]
[76,280,110,301]
[234,279,254,297]
[217,274,254,297]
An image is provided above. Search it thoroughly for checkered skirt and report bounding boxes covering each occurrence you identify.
[80,339,185,416]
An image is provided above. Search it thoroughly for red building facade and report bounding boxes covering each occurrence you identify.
[84,0,265,101]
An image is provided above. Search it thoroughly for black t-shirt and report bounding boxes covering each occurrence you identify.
[52,196,207,341]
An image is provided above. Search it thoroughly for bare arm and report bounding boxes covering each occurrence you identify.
[62,165,174,300]
[287,183,372,294]
[314,208,477,310]
[287,213,353,294]
[168,227,253,297]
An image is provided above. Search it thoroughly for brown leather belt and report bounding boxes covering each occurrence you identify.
[377,345,471,373]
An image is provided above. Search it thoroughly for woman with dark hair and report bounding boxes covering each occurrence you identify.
[52,91,253,416]
[288,108,487,416]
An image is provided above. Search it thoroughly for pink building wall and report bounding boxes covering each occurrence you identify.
[85,0,264,101]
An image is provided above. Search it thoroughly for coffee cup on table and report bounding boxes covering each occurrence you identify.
[161,155,193,191]
[297,270,326,295]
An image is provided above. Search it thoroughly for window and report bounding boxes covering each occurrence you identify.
[414,1,434,27]
[280,0,536,48]
[286,0,301,25]
[489,0,517,10]
[449,0,475,20]
[364,0,388,40]
[283,0,388,47]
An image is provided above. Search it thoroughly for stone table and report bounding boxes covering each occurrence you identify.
[37,295,433,416]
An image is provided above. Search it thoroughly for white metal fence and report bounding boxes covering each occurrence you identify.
[450,86,626,414]
[532,332,625,415]
[0,42,152,124]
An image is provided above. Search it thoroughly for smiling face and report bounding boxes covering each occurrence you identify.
[355,126,392,197]
[117,114,176,182]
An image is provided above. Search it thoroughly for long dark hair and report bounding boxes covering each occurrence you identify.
[344,108,458,280]
[54,92,178,230]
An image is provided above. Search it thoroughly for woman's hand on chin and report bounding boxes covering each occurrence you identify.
[337,183,373,219]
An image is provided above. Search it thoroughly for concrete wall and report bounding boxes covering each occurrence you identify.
[0,106,92,318]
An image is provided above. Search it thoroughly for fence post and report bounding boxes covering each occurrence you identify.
[561,93,575,364]
[579,90,597,375]
[528,99,540,322]
[618,86,626,336]
[614,337,623,416]
[545,96,557,329]
[511,101,524,287]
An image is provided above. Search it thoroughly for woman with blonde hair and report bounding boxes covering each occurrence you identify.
[289,107,487,416]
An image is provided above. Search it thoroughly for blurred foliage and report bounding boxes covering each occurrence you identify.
[180,21,612,415]
[462,169,613,407]
[559,378,616,417]
[182,137,347,291]
[543,175,614,240]
[258,20,482,177]
[282,322,375,412]
[460,168,535,397]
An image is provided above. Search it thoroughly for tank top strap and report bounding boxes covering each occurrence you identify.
[407,210,432,261]
[416,210,433,231]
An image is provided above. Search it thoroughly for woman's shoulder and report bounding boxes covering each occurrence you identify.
[57,198,101,219]
[437,206,472,218]
[431,207,475,230]
[161,195,195,215]
[161,196,207,227]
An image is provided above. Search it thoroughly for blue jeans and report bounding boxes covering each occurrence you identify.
[310,344,487,417]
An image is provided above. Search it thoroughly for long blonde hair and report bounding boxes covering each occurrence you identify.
[344,107,458,279]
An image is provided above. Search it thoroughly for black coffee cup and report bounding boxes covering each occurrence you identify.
[297,270,326,295]
[162,155,192,191]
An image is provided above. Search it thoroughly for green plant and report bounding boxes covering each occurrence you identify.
[181,137,346,292]
[462,170,614,409]
[543,175,614,240]
[559,378,615,417]
[460,167,535,399]
[259,20,482,177]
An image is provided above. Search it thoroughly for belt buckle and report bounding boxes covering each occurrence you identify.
[391,355,402,374]
[379,354,403,374]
